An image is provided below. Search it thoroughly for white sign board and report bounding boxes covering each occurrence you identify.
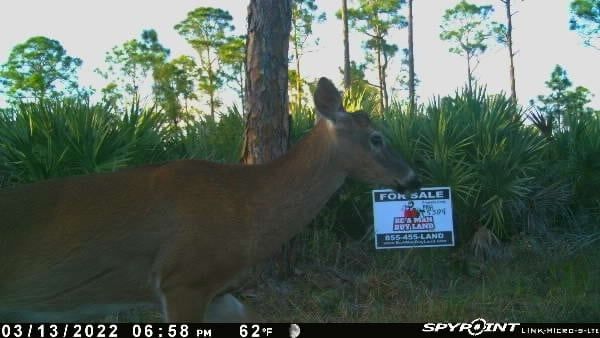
[372,187,455,249]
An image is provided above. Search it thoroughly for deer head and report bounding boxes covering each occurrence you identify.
[313,77,420,192]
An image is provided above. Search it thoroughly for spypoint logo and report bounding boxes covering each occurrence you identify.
[422,318,519,336]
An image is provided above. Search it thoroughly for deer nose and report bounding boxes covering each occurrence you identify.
[394,172,421,193]
[405,172,421,191]
[409,177,422,191]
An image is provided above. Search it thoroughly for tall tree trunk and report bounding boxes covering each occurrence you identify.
[407,0,416,110]
[242,0,291,165]
[382,49,389,111]
[296,59,302,111]
[376,40,384,115]
[466,55,473,93]
[239,69,245,113]
[293,26,302,111]
[209,90,216,119]
[342,0,351,89]
[131,64,139,107]
[240,57,247,114]
[503,0,517,103]
[243,0,293,278]
[206,49,216,119]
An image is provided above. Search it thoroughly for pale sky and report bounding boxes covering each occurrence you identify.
[0,0,598,109]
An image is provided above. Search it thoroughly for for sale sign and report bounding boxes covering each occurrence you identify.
[372,187,455,249]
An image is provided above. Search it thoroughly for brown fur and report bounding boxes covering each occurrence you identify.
[0,78,419,322]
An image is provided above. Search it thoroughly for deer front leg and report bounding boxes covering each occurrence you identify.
[160,286,209,322]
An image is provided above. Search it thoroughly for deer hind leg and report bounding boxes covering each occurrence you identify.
[160,286,209,322]
[204,293,247,322]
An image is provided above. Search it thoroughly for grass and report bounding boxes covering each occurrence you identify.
[95,227,599,323]
[242,230,600,322]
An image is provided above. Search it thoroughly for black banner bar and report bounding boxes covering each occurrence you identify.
[0,323,599,338]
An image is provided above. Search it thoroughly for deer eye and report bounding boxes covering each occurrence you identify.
[370,134,384,147]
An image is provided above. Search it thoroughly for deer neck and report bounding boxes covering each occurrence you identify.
[250,119,346,259]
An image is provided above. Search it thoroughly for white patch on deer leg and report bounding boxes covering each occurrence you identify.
[204,293,247,323]
[325,118,335,131]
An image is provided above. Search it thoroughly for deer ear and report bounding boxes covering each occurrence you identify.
[313,77,344,121]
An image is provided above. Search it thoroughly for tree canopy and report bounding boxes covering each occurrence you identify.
[532,65,595,132]
[0,36,82,103]
[97,29,169,105]
[440,0,496,92]
[570,0,600,49]
[345,0,407,113]
[290,0,326,109]
[175,7,235,118]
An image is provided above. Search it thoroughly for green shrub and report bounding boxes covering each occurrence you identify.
[551,112,600,208]
[2,90,597,243]
[433,88,547,239]
[375,88,549,241]
[290,105,315,144]
[0,99,166,184]
[171,106,244,163]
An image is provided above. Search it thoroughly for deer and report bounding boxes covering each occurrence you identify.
[0,78,420,322]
